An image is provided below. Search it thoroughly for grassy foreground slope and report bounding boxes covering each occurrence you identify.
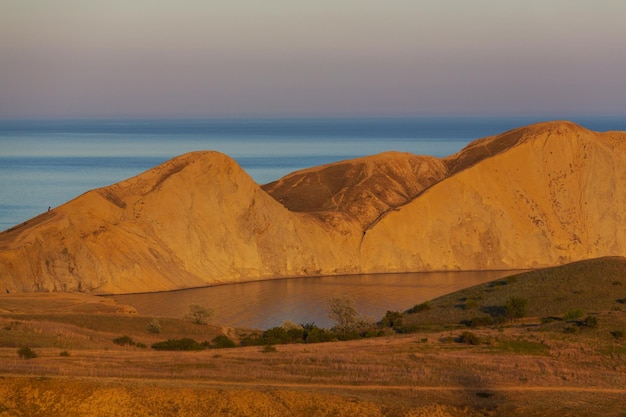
[403,256,626,326]
[1,258,625,416]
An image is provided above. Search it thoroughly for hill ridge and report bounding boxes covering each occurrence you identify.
[1,121,625,294]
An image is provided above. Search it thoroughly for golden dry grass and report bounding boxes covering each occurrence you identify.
[1,291,626,416]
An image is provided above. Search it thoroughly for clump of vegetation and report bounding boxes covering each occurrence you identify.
[185,303,213,325]
[301,323,335,343]
[112,335,136,347]
[379,311,403,329]
[407,301,430,314]
[146,318,161,334]
[610,330,624,339]
[59,350,71,357]
[564,309,584,320]
[211,335,236,349]
[457,331,481,345]
[328,296,358,333]
[151,338,205,351]
[17,347,37,359]
[504,296,528,321]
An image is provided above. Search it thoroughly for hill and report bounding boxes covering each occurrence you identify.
[402,256,626,327]
[1,121,625,294]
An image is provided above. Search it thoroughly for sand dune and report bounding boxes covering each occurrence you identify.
[1,121,624,294]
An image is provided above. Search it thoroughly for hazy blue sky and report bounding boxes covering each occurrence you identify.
[1,1,625,119]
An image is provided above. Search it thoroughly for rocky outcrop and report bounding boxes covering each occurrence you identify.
[1,121,624,294]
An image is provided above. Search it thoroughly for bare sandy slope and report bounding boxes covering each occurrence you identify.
[1,121,625,294]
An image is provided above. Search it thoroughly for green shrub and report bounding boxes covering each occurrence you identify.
[146,319,161,334]
[185,304,213,325]
[212,335,237,349]
[59,350,71,357]
[151,338,205,351]
[113,335,136,347]
[17,347,37,359]
[504,297,528,321]
[458,331,481,345]
[564,309,584,320]
[303,325,335,343]
[380,310,403,329]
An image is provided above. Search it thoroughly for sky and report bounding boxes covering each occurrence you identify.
[1,0,625,119]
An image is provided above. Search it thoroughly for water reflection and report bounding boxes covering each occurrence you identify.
[108,271,519,329]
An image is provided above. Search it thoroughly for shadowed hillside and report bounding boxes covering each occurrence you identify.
[1,121,625,294]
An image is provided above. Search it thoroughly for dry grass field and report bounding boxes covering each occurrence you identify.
[1,260,626,416]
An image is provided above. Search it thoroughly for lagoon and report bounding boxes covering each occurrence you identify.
[108,270,520,329]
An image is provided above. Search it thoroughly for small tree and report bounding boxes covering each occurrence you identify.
[380,310,403,329]
[504,297,528,321]
[185,303,213,325]
[17,347,37,359]
[328,295,358,333]
[146,318,162,334]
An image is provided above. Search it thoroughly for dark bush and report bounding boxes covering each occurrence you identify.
[458,331,481,345]
[152,338,205,351]
[146,319,161,334]
[113,335,136,347]
[261,327,291,345]
[380,310,403,329]
[17,347,37,359]
[212,335,237,349]
[303,325,335,343]
[564,309,584,320]
[610,330,624,339]
[504,297,528,321]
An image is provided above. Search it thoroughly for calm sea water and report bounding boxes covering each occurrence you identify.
[2,116,624,231]
[108,270,520,329]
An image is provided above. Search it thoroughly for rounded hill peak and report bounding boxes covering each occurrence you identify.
[445,120,593,174]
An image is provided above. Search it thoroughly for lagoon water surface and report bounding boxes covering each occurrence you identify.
[109,270,520,329]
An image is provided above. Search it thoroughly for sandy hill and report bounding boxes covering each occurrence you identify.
[0,121,625,294]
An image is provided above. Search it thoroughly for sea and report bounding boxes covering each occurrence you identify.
[2,116,624,232]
